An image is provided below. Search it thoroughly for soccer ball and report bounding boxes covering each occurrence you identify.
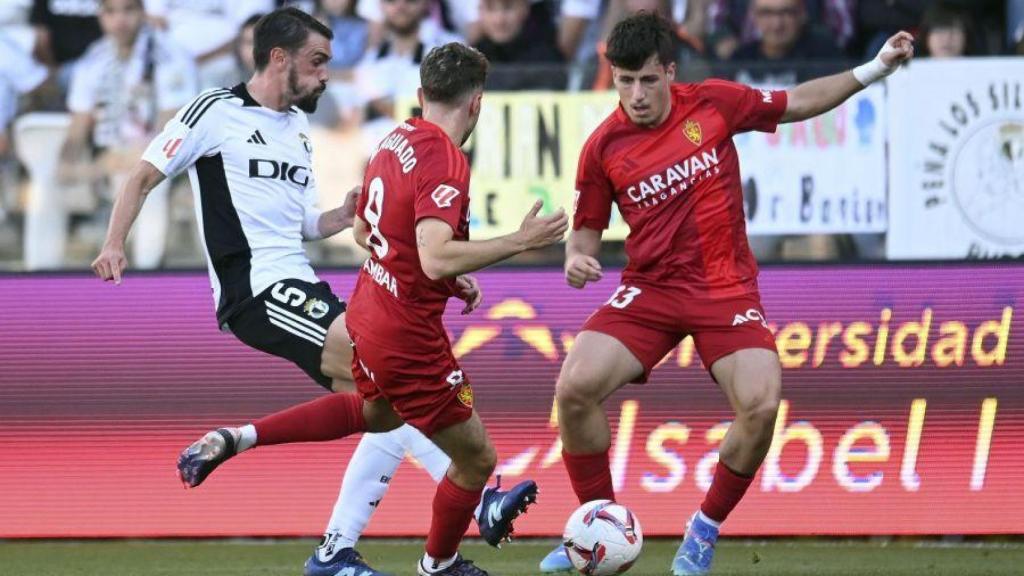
[562,500,643,576]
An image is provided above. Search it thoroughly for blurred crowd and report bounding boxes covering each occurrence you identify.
[0,0,1021,270]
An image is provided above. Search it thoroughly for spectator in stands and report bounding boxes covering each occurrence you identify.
[234,14,263,82]
[322,0,370,70]
[146,0,270,89]
[729,0,843,85]
[1,1,35,54]
[357,0,479,45]
[0,34,47,156]
[919,3,978,58]
[705,0,853,60]
[354,0,461,150]
[53,0,196,269]
[30,0,103,85]
[474,0,564,90]
[854,0,928,58]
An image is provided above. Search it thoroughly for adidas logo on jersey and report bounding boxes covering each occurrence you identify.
[731,308,768,328]
[246,130,268,145]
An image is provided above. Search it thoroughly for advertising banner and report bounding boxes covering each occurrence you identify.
[397,86,887,238]
[887,58,1024,259]
[0,265,1021,537]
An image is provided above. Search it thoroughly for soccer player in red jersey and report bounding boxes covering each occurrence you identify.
[343,43,567,576]
[546,12,914,575]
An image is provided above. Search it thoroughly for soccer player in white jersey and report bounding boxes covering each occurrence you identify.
[92,8,534,576]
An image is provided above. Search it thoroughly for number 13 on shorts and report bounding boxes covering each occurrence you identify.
[606,285,642,309]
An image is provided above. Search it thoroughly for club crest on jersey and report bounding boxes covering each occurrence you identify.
[431,184,461,208]
[683,119,702,146]
[299,133,312,156]
[457,383,474,407]
[303,298,329,319]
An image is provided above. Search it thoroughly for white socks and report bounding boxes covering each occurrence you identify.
[421,553,458,573]
[236,424,257,452]
[696,510,722,529]
[322,427,407,550]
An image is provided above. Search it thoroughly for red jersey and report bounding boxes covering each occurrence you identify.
[346,118,471,349]
[574,80,787,298]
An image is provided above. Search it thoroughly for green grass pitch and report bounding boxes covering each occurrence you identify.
[1,539,1020,575]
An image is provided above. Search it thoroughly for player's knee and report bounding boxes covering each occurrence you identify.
[476,442,498,477]
[738,384,781,432]
[454,441,496,484]
[556,364,602,411]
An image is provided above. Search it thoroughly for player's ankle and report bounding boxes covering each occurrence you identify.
[421,553,458,573]
[236,425,257,452]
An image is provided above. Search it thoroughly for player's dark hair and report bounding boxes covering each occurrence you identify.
[253,7,334,71]
[420,43,490,105]
[605,11,676,70]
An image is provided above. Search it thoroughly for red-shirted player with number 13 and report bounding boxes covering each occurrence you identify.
[542,12,914,576]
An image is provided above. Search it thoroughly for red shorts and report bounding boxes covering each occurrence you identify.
[349,329,474,437]
[581,282,777,382]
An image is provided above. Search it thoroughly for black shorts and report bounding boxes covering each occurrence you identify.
[226,279,346,389]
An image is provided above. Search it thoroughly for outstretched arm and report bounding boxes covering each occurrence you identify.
[781,31,914,124]
[315,185,361,239]
[417,200,568,280]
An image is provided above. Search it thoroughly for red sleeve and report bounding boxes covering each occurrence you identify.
[573,132,614,231]
[414,139,470,233]
[700,79,787,134]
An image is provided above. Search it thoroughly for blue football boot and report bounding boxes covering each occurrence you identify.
[671,513,720,575]
[538,543,574,573]
[176,428,237,488]
[417,554,490,576]
[476,476,538,547]
[304,534,391,576]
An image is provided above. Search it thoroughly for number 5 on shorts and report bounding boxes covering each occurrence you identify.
[606,285,641,309]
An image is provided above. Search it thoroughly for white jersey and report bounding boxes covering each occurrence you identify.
[142,83,324,326]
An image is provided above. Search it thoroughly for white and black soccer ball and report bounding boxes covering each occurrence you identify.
[562,500,643,576]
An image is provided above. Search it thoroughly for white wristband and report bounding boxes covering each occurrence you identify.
[852,42,900,86]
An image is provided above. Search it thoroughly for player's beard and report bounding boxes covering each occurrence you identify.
[289,66,325,113]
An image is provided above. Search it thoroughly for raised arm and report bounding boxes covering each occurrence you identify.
[781,31,914,124]
[416,200,568,280]
[91,161,166,283]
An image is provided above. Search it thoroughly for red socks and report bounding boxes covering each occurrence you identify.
[425,476,482,560]
[700,461,754,523]
[253,393,366,446]
[562,448,615,504]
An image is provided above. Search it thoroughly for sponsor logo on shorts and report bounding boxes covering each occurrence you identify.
[303,298,329,319]
[731,308,768,328]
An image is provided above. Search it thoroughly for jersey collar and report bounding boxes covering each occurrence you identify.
[231,82,298,114]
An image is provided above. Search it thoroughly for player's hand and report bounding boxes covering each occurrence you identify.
[92,243,127,285]
[565,253,602,289]
[339,185,361,228]
[517,200,569,251]
[878,31,914,69]
[456,275,483,315]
